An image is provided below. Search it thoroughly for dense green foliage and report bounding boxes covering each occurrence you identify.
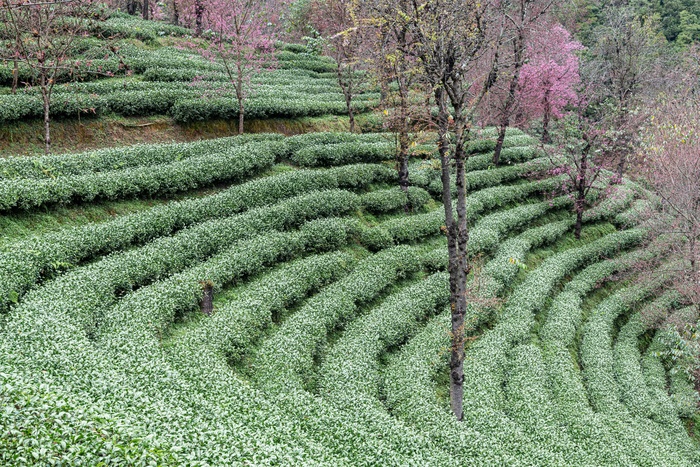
[0,128,697,466]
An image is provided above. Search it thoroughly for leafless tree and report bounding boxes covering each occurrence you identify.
[0,0,108,154]
[588,6,664,177]
[406,0,498,421]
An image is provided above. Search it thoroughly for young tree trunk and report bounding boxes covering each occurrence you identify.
[11,59,18,94]
[616,157,626,179]
[542,110,551,143]
[493,123,507,166]
[200,282,214,315]
[435,87,469,421]
[195,0,204,36]
[348,107,355,133]
[339,79,355,133]
[574,150,587,240]
[41,86,51,154]
[143,0,149,20]
[397,82,411,207]
[398,136,410,212]
[238,103,245,135]
[493,23,526,166]
[236,75,245,135]
[574,202,583,240]
[172,0,179,25]
[541,91,552,144]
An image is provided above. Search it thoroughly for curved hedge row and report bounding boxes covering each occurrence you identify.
[360,187,431,213]
[0,141,284,211]
[461,229,645,417]
[2,189,360,336]
[579,284,698,465]
[614,293,682,420]
[381,221,575,464]
[170,93,379,123]
[0,88,380,124]
[184,251,358,365]
[104,239,445,465]
[0,134,281,181]
[291,142,395,167]
[0,370,177,466]
[319,272,450,408]
[360,182,565,251]
[0,224,370,466]
[0,164,395,312]
[252,245,426,392]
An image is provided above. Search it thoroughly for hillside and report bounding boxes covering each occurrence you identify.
[0,125,698,465]
[0,11,379,156]
[1,8,699,467]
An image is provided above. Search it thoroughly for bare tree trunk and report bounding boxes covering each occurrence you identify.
[200,282,213,315]
[38,72,52,154]
[195,0,204,36]
[398,84,411,205]
[616,157,626,179]
[12,59,18,94]
[435,87,468,421]
[347,104,355,133]
[542,107,551,144]
[143,0,149,20]
[398,136,410,212]
[493,123,507,166]
[574,202,583,240]
[236,74,245,135]
[238,102,245,135]
[493,18,526,166]
[339,77,355,133]
[172,0,179,25]
[574,151,587,240]
[42,90,51,154]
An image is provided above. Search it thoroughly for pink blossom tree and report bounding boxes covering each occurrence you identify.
[518,24,582,143]
[487,0,554,166]
[188,0,278,134]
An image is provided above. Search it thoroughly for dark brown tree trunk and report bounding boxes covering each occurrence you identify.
[172,0,179,25]
[236,74,245,135]
[542,105,552,144]
[398,87,410,211]
[347,105,355,133]
[398,138,410,212]
[435,87,469,421]
[12,59,18,94]
[574,204,583,240]
[195,0,204,36]
[493,21,526,166]
[339,77,355,133]
[616,158,626,179]
[238,105,245,135]
[40,74,51,155]
[143,0,149,20]
[574,150,587,240]
[200,282,213,315]
[493,123,507,166]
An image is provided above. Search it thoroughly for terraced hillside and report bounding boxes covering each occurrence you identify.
[1,128,698,465]
[0,17,378,127]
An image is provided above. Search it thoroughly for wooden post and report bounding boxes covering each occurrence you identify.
[200,281,213,316]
